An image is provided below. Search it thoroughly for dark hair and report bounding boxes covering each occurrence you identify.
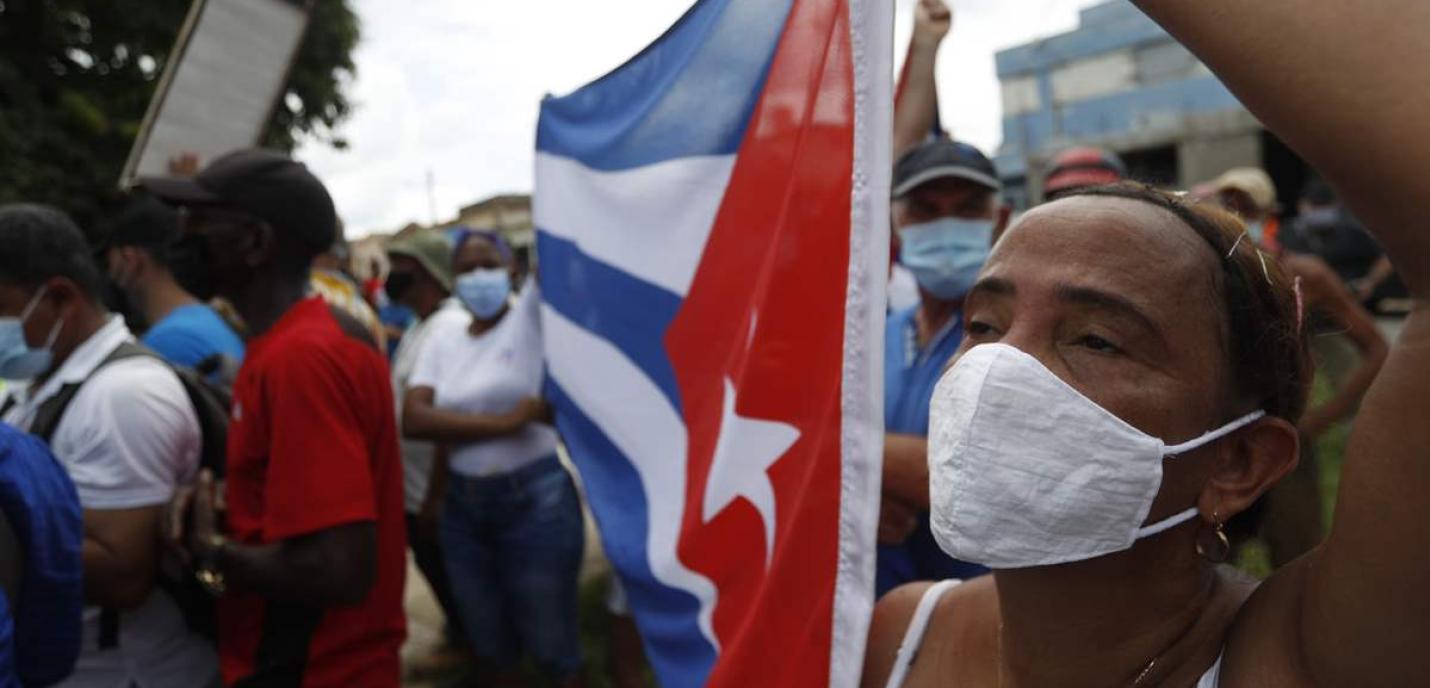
[106,196,181,268]
[1064,183,1312,423]
[0,204,104,299]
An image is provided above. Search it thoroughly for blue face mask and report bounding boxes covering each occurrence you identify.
[899,217,995,300]
[455,268,512,319]
[1246,220,1266,245]
[0,288,63,381]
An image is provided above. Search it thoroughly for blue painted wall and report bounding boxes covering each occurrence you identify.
[994,1,1247,162]
[996,3,1163,78]
[1000,76,1242,156]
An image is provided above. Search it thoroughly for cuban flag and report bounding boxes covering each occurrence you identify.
[534,0,891,685]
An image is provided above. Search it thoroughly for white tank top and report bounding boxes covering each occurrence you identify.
[883,579,1224,688]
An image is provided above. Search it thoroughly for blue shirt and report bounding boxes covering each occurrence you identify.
[0,423,83,687]
[378,303,415,359]
[883,306,963,436]
[877,306,986,595]
[141,303,246,369]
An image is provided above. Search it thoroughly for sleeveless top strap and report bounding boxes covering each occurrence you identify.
[882,579,1224,688]
[1196,651,1225,688]
[884,579,963,688]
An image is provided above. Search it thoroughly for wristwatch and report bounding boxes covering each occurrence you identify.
[195,532,229,596]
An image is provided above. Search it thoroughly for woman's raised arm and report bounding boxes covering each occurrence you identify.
[1134,1,1430,685]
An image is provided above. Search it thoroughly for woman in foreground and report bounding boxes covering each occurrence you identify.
[863,0,1429,685]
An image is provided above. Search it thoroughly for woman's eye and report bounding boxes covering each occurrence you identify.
[1077,334,1122,354]
[966,320,997,337]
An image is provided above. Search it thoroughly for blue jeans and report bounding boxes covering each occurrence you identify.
[439,456,585,679]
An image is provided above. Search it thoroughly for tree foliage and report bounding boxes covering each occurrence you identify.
[0,0,359,237]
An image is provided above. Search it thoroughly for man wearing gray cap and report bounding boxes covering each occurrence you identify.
[878,137,1010,596]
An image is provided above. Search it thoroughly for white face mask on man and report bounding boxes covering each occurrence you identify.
[927,343,1264,569]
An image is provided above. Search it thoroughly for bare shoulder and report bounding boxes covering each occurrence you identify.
[862,582,939,688]
[862,577,996,688]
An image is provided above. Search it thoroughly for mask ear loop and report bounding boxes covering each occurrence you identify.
[18,285,49,322]
[41,315,65,349]
[1163,410,1267,457]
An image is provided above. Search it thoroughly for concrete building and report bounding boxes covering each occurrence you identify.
[994,0,1309,209]
[453,193,534,248]
[346,194,535,282]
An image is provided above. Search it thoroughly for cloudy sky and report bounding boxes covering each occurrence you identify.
[297,0,1107,238]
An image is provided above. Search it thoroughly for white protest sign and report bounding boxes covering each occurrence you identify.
[120,0,310,188]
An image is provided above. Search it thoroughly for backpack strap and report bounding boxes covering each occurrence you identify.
[29,342,152,444]
[25,342,155,651]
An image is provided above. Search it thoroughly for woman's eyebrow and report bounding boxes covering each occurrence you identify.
[1055,284,1160,334]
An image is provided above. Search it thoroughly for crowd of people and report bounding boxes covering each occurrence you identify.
[0,0,1425,687]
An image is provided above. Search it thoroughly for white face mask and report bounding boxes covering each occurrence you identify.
[928,343,1264,569]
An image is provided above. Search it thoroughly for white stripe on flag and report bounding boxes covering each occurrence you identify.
[533,152,736,297]
[832,0,893,686]
[541,303,722,652]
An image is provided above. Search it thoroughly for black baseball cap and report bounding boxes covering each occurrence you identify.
[101,195,180,251]
[893,139,1001,197]
[139,148,338,251]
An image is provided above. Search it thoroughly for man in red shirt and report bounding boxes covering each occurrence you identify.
[143,149,406,687]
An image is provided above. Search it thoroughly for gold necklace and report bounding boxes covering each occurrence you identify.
[996,624,1160,687]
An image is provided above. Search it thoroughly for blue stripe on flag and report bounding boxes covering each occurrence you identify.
[535,0,794,171]
[544,379,716,687]
[536,230,685,412]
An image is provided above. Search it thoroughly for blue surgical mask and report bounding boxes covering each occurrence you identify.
[0,288,63,381]
[899,217,994,300]
[455,268,511,319]
[1246,220,1266,245]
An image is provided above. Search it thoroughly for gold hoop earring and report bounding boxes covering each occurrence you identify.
[1196,509,1231,563]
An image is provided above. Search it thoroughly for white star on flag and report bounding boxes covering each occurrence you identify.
[702,377,801,568]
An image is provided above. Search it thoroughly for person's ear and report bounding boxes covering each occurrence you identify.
[31,276,85,336]
[243,223,278,268]
[43,276,84,310]
[119,247,149,283]
[1199,415,1300,520]
[992,203,1014,245]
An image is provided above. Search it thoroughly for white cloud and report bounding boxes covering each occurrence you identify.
[299,0,1104,238]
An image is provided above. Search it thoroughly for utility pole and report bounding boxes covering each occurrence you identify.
[425,169,438,226]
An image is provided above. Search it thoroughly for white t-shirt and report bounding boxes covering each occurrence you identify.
[408,284,556,478]
[2,316,218,688]
[391,298,469,512]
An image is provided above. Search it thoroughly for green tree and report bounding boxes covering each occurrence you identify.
[0,0,359,238]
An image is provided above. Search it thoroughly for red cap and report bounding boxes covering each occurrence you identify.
[1043,147,1127,196]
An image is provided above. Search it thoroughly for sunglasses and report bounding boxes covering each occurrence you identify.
[177,206,262,236]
